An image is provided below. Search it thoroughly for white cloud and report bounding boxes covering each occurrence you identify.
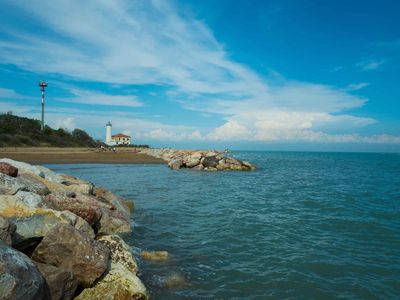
[55,117,76,130]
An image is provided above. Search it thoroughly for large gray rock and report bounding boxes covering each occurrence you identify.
[0,241,49,300]
[0,194,94,245]
[0,173,27,195]
[32,223,110,287]
[0,217,16,246]
[0,162,18,177]
[34,262,78,300]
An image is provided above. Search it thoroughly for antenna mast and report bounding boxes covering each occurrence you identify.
[38,81,48,131]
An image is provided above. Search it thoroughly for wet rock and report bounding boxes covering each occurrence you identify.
[0,173,28,195]
[75,262,148,300]
[97,235,138,273]
[32,223,109,287]
[168,159,184,170]
[202,156,220,168]
[0,217,16,245]
[193,164,204,170]
[0,162,18,177]
[151,271,186,289]
[140,250,170,262]
[34,262,78,300]
[0,241,49,300]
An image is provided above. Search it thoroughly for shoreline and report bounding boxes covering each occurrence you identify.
[0,147,165,165]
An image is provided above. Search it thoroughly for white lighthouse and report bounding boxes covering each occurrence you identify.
[105,121,114,145]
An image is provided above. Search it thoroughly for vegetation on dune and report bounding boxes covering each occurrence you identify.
[0,112,99,147]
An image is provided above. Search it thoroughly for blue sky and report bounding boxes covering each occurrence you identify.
[0,0,399,151]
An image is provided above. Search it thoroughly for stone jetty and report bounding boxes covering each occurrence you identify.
[0,158,148,300]
[141,148,256,171]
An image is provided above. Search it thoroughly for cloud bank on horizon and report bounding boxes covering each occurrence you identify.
[0,0,399,149]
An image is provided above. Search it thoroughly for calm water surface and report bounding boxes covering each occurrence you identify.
[49,151,400,299]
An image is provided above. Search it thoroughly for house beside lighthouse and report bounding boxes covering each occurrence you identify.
[105,121,131,146]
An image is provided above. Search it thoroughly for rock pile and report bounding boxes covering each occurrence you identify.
[0,159,148,300]
[141,148,256,171]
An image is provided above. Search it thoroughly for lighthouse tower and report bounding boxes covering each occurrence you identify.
[105,121,113,145]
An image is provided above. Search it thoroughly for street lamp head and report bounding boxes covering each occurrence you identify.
[38,81,48,89]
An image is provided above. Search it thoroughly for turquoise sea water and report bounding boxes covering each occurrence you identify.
[48,151,400,299]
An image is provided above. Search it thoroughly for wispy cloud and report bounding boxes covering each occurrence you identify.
[346,82,369,91]
[357,59,386,71]
[60,88,143,107]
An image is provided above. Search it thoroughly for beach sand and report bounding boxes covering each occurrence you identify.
[0,147,165,164]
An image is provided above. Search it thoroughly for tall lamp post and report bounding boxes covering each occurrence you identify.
[38,81,47,131]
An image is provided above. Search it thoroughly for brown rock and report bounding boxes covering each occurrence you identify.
[32,223,110,287]
[0,162,18,177]
[34,262,78,300]
[44,193,102,226]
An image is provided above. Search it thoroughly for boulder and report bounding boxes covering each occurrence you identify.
[45,193,102,226]
[60,174,94,194]
[0,194,94,245]
[18,173,50,196]
[0,173,27,195]
[0,162,18,177]
[75,262,148,300]
[168,159,183,170]
[202,156,220,168]
[0,217,16,245]
[95,208,131,235]
[32,223,110,287]
[26,173,77,197]
[192,164,204,170]
[0,158,45,177]
[97,235,138,274]
[34,262,78,300]
[140,250,169,262]
[0,241,49,300]
[93,186,131,220]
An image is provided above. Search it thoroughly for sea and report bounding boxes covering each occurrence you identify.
[48,151,400,299]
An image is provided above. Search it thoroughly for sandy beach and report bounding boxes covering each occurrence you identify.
[0,147,165,164]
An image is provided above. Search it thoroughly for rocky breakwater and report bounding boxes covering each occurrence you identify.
[0,158,148,300]
[142,148,256,171]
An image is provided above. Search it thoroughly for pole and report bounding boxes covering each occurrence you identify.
[38,81,47,131]
[41,89,45,130]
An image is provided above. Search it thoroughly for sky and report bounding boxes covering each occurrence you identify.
[0,0,399,151]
